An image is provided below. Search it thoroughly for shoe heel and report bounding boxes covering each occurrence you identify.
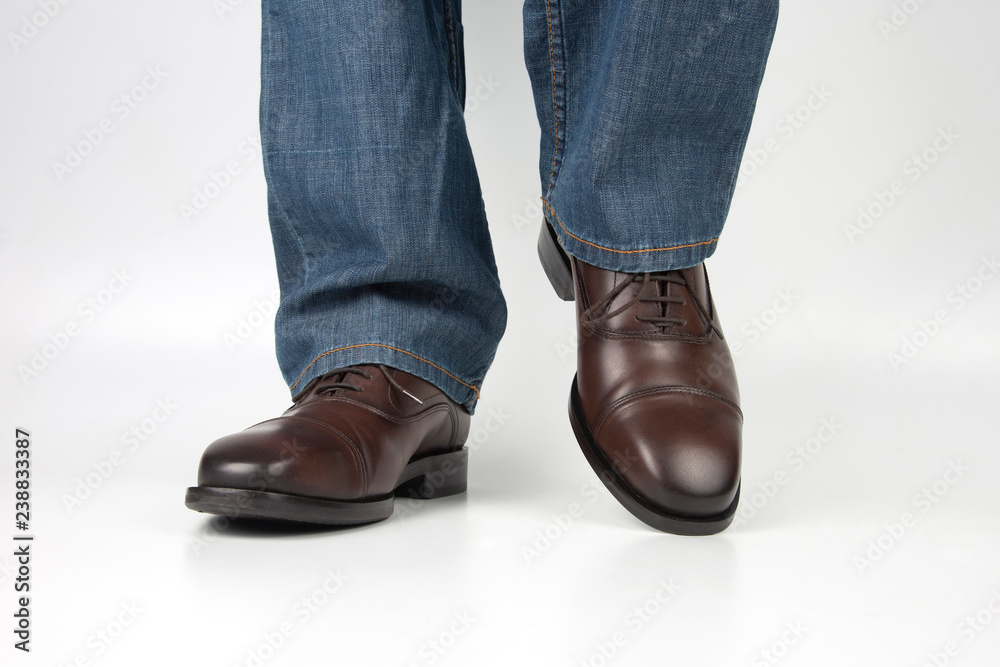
[395,448,468,500]
[537,221,575,301]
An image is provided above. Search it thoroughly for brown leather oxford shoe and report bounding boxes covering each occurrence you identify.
[539,222,742,535]
[185,365,470,525]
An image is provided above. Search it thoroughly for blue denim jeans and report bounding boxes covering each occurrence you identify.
[261,0,778,412]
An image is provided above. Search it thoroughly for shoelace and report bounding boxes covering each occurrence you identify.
[297,365,424,404]
[582,272,688,330]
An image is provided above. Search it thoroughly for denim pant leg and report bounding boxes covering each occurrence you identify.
[524,0,780,272]
[262,0,506,413]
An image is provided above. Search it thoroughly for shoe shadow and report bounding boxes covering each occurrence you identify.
[196,516,383,538]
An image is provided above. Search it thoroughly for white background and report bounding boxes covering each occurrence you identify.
[2,1,999,665]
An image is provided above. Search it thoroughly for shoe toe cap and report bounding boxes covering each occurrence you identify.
[595,392,741,518]
[196,418,365,500]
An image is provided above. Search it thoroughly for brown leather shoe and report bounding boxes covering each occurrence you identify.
[539,223,741,535]
[185,365,470,525]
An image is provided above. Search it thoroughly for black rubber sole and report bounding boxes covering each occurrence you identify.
[537,220,575,301]
[568,378,739,535]
[184,448,468,526]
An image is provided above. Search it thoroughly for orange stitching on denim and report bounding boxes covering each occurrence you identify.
[542,198,719,254]
[443,0,458,92]
[289,343,480,398]
[545,0,560,191]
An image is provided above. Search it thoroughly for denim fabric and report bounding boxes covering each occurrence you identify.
[262,0,506,412]
[262,0,777,411]
[524,0,779,272]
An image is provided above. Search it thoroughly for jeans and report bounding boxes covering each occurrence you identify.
[261,0,779,413]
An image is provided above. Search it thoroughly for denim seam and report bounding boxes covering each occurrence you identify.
[543,198,719,255]
[544,0,565,195]
[263,145,436,155]
[443,0,459,93]
[289,343,481,399]
[259,16,310,285]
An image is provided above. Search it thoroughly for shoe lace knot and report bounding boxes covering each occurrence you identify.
[583,271,688,330]
[293,365,424,404]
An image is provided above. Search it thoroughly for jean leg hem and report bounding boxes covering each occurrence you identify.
[542,198,720,272]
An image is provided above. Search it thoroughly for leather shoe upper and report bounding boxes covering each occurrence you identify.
[196,365,470,501]
[573,258,742,518]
